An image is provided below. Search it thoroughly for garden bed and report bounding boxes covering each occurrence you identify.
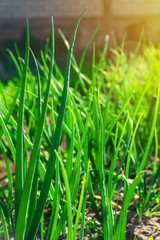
[0,14,160,240]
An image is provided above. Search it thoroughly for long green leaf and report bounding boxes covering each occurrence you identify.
[98,108,110,240]
[46,160,60,240]
[26,47,42,234]
[107,117,129,198]
[0,115,16,163]
[73,173,86,240]
[26,11,85,240]
[0,142,13,215]
[15,18,29,220]
[14,18,54,240]
[55,150,73,240]
[0,206,9,240]
[6,49,22,78]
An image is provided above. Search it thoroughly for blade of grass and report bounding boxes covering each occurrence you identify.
[98,101,111,240]
[132,76,151,122]
[0,82,20,133]
[46,159,60,240]
[70,93,84,134]
[14,42,23,71]
[50,198,60,240]
[105,92,134,145]
[15,18,29,220]
[107,116,129,198]
[65,100,75,180]
[112,131,132,191]
[38,160,55,199]
[26,11,85,240]
[55,150,73,240]
[70,99,91,203]
[14,18,54,240]
[79,137,89,240]
[26,47,42,234]
[0,206,9,240]
[144,128,158,207]
[58,28,88,92]
[6,49,22,78]
[73,173,86,240]
[0,113,16,164]
[125,112,143,178]
[138,79,160,173]
[40,212,44,240]
[79,28,98,71]
[0,142,13,215]
[0,82,8,109]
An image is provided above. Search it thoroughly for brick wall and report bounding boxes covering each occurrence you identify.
[112,0,160,16]
[1,0,160,52]
[0,0,102,18]
[2,0,160,19]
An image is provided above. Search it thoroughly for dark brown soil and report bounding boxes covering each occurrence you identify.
[126,210,160,240]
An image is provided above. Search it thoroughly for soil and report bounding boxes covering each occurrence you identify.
[126,210,160,240]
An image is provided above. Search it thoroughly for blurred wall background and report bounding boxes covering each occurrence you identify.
[0,0,160,52]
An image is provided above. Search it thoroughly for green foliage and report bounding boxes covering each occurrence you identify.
[0,12,160,240]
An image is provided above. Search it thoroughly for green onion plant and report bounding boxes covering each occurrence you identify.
[0,11,160,240]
